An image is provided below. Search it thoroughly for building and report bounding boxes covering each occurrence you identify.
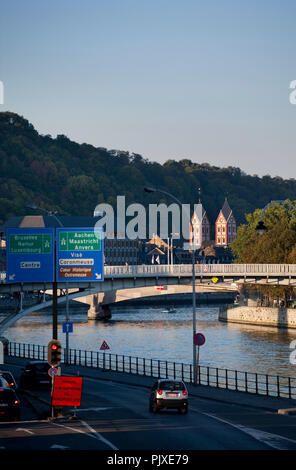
[215,199,237,246]
[189,203,211,247]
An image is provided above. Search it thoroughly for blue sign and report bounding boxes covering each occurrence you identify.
[63,321,73,333]
[48,367,58,377]
[193,333,206,346]
[6,228,55,283]
[56,227,104,282]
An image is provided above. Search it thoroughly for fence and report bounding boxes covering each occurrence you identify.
[7,341,296,400]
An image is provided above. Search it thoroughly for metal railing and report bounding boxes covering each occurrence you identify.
[2,263,296,283]
[7,341,296,400]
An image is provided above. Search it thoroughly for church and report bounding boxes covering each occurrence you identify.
[215,198,237,246]
[190,192,237,248]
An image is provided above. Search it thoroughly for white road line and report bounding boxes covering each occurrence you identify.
[16,427,34,435]
[51,419,118,451]
[50,444,69,450]
[79,419,118,450]
[70,407,113,412]
[191,407,296,450]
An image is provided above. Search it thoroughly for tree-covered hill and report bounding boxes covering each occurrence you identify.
[1,111,296,230]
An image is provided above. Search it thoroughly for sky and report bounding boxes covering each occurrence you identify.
[1,0,296,179]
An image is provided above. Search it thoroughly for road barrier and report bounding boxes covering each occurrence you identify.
[7,341,296,400]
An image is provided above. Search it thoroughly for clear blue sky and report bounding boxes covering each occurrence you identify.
[1,0,295,178]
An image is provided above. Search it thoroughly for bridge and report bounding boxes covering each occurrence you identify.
[0,263,295,333]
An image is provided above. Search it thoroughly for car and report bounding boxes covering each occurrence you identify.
[0,371,17,390]
[0,376,9,388]
[0,385,21,421]
[19,361,51,390]
[149,379,188,414]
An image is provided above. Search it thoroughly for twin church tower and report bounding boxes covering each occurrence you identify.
[190,189,237,248]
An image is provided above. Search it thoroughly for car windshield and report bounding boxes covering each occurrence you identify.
[0,373,13,382]
[159,381,185,391]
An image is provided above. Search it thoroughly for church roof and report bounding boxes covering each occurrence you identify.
[220,199,232,221]
[191,205,209,223]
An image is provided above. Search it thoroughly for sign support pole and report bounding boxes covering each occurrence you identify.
[196,346,200,385]
[65,282,69,364]
[52,281,58,340]
[53,230,58,340]
[51,375,54,419]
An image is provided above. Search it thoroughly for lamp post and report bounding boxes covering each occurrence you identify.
[144,186,200,384]
[256,200,296,235]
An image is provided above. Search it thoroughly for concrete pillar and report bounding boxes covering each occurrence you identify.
[87,293,112,320]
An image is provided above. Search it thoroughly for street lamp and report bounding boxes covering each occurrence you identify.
[144,186,199,385]
[26,204,63,227]
[255,220,268,236]
[256,200,296,236]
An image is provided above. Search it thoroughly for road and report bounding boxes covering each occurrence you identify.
[1,362,296,451]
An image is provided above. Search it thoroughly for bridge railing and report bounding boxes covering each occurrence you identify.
[2,264,296,283]
[7,341,296,400]
[103,264,296,277]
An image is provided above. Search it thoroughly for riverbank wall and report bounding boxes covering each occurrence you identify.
[219,305,296,329]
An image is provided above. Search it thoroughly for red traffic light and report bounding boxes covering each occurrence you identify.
[47,339,62,367]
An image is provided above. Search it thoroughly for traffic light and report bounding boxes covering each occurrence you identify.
[47,339,62,367]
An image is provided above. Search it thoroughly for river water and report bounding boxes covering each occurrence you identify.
[4,303,296,378]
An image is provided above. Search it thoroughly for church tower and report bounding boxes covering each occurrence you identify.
[215,198,237,246]
[190,188,211,247]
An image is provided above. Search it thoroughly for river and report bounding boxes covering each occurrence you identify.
[4,303,296,378]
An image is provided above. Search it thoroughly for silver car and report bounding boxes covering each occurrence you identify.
[149,379,188,414]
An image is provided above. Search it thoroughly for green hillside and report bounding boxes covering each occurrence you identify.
[1,111,295,228]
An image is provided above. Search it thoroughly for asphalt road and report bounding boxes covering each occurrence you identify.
[1,362,296,452]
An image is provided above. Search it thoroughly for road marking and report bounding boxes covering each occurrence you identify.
[191,408,296,450]
[50,444,69,449]
[70,407,113,412]
[51,420,118,451]
[79,419,118,450]
[16,428,34,435]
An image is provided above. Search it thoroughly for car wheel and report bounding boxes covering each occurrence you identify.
[179,406,188,414]
[152,402,159,413]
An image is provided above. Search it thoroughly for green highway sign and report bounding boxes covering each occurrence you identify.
[9,233,52,254]
[6,228,55,282]
[56,228,104,282]
[58,231,101,251]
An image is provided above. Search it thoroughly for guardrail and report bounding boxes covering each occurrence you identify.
[104,264,296,277]
[2,263,296,283]
[7,341,296,400]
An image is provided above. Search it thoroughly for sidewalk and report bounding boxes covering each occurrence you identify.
[6,355,296,417]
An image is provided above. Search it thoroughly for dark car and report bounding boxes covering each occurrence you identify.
[0,386,21,421]
[19,361,51,390]
[0,371,17,390]
[149,379,188,414]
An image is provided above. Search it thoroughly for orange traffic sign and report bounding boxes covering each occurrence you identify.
[52,376,83,407]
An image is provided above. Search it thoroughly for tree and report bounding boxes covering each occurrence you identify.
[231,202,296,305]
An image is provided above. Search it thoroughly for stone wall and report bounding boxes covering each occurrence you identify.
[219,305,296,329]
